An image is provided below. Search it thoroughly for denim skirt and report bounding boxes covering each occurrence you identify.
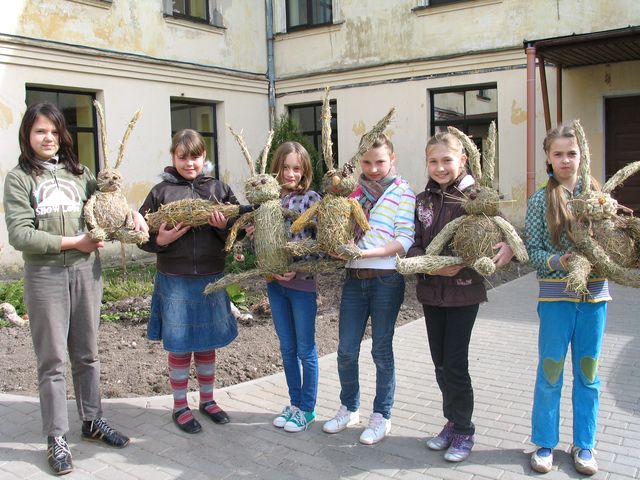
[147,271,238,353]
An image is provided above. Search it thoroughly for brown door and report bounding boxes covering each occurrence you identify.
[605,96,640,215]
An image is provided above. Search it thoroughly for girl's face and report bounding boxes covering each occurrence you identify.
[426,143,467,188]
[360,145,395,182]
[30,115,60,160]
[280,152,303,191]
[172,145,205,180]
[546,137,580,186]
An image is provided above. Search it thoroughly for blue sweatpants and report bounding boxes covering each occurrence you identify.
[531,300,607,450]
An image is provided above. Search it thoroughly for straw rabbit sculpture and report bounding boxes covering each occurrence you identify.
[396,122,528,277]
[565,120,640,293]
[84,101,149,245]
[288,87,393,260]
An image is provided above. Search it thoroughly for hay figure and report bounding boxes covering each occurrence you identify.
[565,120,640,293]
[84,101,149,245]
[288,87,395,260]
[396,122,528,277]
[145,198,249,232]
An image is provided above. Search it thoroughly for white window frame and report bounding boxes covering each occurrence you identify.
[273,0,342,34]
[162,0,223,28]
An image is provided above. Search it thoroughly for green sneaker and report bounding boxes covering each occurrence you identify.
[273,406,296,428]
[284,409,316,432]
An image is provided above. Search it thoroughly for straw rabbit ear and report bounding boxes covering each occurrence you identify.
[321,86,334,170]
[572,120,591,193]
[447,126,481,181]
[114,107,142,170]
[227,124,255,176]
[481,121,497,188]
[603,159,640,194]
[259,130,274,174]
[93,100,109,169]
[347,106,396,170]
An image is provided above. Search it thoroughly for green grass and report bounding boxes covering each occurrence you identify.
[0,279,26,316]
[102,263,155,302]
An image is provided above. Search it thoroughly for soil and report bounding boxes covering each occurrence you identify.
[0,263,532,398]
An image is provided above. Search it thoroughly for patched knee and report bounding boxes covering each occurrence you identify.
[542,356,565,385]
[580,356,598,384]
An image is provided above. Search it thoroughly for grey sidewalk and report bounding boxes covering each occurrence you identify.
[1,272,638,479]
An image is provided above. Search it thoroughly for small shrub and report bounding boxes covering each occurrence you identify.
[102,264,155,302]
[0,279,26,316]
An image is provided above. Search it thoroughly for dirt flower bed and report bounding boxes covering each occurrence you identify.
[0,263,532,398]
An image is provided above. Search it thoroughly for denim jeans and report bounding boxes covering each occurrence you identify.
[267,282,318,412]
[531,301,607,449]
[337,272,405,419]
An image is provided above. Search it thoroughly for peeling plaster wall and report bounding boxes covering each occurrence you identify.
[1,0,266,72]
[274,0,640,77]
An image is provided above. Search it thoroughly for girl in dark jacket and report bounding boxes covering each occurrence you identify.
[139,129,238,434]
[406,131,513,462]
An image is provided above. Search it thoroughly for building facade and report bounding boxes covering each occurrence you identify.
[1,0,639,267]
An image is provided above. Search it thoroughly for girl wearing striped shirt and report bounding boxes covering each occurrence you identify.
[525,124,609,476]
[322,133,416,445]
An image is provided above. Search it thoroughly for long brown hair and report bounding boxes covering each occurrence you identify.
[270,141,313,192]
[170,129,206,158]
[543,124,577,247]
[18,102,83,176]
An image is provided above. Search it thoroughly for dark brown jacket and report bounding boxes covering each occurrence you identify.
[139,167,238,275]
[407,173,487,307]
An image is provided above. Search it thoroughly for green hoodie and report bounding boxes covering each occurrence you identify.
[3,164,97,266]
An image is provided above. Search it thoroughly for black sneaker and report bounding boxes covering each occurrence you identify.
[47,435,73,476]
[81,418,130,448]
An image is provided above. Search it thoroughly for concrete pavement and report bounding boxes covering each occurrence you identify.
[1,272,639,479]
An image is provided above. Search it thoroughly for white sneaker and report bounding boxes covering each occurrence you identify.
[273,405,296,428]
[359,412,391,445]
[322,405,360,434]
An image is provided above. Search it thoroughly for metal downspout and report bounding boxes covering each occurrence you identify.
[526,44,537,198]
[265,0,276,129]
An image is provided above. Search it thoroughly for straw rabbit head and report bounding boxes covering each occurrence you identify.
[92,100,141,193]
[446,123,500,216]
[227,125,278,204]
[319,86,396,196]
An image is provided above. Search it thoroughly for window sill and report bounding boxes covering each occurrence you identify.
[164,16,225,34]
[275,21,344,40]
[412,0,502,16]
[66,0,112,9]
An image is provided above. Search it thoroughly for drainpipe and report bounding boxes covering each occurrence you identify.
[525,43,536,198]
[265,0,276,129]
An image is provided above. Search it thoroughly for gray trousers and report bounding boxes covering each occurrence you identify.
[24,256,103,437]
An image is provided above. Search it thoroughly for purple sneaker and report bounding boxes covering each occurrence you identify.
[444,433,474,462]
[426,421,454,451]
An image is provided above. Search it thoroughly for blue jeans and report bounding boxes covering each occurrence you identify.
[531,301,607,449]
[337,272,405,419]
[267,282,318,412]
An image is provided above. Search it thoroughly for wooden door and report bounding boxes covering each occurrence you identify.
[605,96,640,214]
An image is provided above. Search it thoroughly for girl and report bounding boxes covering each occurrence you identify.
[525,124,609,475]
[266,141,321,433]
[406,131,512,462]
[3,102,136,475]
[322,133,416,445]
[139,129,238,434]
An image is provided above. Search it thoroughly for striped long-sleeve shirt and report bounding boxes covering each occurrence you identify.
[525,187,610,303]
[347,177,416,270]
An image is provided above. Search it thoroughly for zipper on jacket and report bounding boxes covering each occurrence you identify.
[190,183,198,275]
[51,170,68,266]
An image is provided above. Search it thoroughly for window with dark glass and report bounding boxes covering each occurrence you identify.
[170,99,218,178]
[26,88,98,174]
[172,0,209,23]
[430,85,498,181]
[286,0,332,30]
[288,100,337,168]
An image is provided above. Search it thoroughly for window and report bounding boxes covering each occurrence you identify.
[430,85,498,182]
[25,88,99,174]
[170,99,219,178]
[288,100,337,168]
[172,0,209,23]
[286,0,332,31]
